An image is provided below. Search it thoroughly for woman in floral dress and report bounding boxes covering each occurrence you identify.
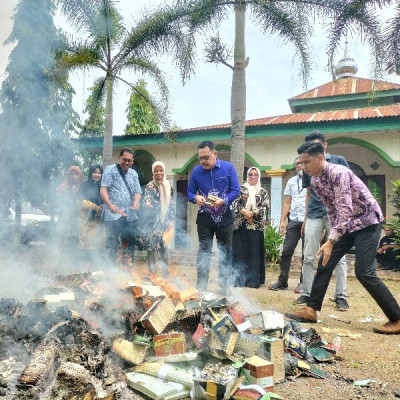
[232,167,270,288]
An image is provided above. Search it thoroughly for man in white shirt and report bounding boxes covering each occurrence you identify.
[268,156,306,291]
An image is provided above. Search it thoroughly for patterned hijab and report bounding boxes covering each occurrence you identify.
[57,166,83,194]
[152,161,171,222]
[243,167,262,210]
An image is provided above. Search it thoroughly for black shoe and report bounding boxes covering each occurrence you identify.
[335,298,349,311]
[268,281,288,291]
[381,265,394,270]
[293,295,309,305]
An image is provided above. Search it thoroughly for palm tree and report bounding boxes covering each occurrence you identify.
[176,0,384,183]
[57,0,188,166]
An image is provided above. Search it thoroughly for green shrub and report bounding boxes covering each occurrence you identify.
[264,225,284,264]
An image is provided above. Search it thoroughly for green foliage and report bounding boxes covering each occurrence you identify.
[390,179,400,219]
[79,84,106,137]
[0,0,76,216]
[125,80,160,135]
[264,225,284,264]
[387,180,400,249]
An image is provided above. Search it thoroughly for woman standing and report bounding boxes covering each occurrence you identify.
[232,167,269,288]
[77,165,105,251]
[56,166,84,246]
[141,161,174,277]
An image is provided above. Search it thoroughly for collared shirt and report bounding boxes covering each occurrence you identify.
[303,152,349,218]
[311,163,383,243]
[187,158,240,225]
[101,164,142,221]
[284,174,306,222]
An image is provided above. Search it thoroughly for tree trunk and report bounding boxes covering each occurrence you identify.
[102,75,114,167]
[230,2,246,184]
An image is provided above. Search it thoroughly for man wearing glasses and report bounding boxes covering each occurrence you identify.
[187,141,240,295]
[100,148,142,266]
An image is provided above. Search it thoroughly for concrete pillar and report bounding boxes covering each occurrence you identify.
[265,169,287,227]
[166,173,177,250]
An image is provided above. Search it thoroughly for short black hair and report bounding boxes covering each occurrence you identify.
[120,147,134,157]
[305,130,325,143]
[297,141,324,156]
[198,140,216,151]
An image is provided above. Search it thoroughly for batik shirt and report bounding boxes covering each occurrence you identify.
[101,164,141,221]
[311,162,383,243]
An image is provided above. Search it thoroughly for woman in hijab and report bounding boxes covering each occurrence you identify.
[56,166,84,246]
[77,165,105,251]
[232,167,270,288]
[141,161,174,277]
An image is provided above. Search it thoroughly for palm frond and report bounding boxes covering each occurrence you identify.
[250,1,313,88]
[322,0,384,79]
[57,0,125,51]
[116,57,171,129]
[58,41,104,71]
[384,5,400,75]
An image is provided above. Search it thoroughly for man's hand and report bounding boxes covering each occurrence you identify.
[279,221,286,235]
[210,197,224,207]
[109,203,119,213]
[132,200,140,210]
[195,195,207,206]
[300,221,306,237]
[317,239,333,266]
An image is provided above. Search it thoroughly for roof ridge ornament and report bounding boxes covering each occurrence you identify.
[334,39,358,79]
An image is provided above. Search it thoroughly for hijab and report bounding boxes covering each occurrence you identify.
[57,166,83,194]
[80,165,103,205]
[151,161,171,222]
[243,167,262,210]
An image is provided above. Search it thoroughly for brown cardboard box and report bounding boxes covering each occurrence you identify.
[244,355,274,391]
[257,337,285,383]
[139,296,176,335]
[153,332,186,357]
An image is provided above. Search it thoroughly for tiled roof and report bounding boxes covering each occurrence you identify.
[290,77,400,100]
[183,104,400,132]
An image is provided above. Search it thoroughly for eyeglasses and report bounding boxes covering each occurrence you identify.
[295,162,303,166]
[198,154,212,162]
[122,158,133,163]
[249,174,259,177]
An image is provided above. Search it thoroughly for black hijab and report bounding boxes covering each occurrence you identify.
[79,165,103,205]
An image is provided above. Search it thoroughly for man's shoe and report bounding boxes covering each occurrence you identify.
[335,298,349,311]
[292,295,309,305]
[373,320,400,334]
[268,281,288,291]
[285,306,317,323]
[294,282,303,294]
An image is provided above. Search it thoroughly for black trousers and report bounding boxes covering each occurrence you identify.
[277,219,303,284]
[308,223,400,322]
[196,223,233,291]
[104,217,136,261]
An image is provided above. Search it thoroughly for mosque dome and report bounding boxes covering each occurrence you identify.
[334,56,358,79]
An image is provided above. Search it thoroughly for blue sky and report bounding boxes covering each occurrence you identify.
[2,0,400,134]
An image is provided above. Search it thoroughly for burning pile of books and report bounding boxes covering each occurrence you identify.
[0,270,341,400]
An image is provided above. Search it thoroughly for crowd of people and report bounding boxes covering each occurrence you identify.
[55,135,400,334]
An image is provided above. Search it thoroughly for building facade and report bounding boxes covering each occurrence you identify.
[79,58,400,249]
